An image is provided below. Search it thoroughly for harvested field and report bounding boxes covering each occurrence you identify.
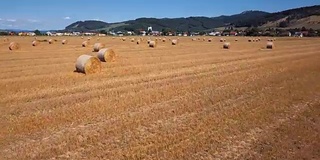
[0,36,320,159]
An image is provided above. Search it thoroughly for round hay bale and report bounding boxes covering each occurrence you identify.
[208,39,212,42]
[137,40,141,44]
[147,39,151,44]
[149,41,156,48]
[93,43,105,52]
[75,55,101,74]
[3,38,9,42]
[267,39,273,42]
[62,39,68,45]
[223,42,230,49]
[87,37,91,40]
[197,38,201,41]
[220,38,225,42]
[82,41,89,47]
[81,36,84,39]
[203,38,206,41]
[131,38,135,42]
[97,38,100,41]
[192,38,196,41]
[97,48,116,62]
[9,42,20,50]
[32,40,40,46]
[235,39,238,41]
[248,39,252,42]
[48,39,54,44]
[122,38,126,41]
[171,39,178,45]
[266,42,274,49]
[162,38,166,42]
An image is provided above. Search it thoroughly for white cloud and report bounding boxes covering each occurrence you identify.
[6,19,16,22]
[63,16,71,20]
[92,18,101,21]
[28,19,40,23]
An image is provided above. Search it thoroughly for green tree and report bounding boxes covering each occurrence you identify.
[34,29,41,36]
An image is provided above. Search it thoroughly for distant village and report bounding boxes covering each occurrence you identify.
[1,25,318,37]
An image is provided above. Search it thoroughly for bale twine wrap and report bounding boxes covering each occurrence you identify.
[97,48,116,62]
[32,40,40,46]
[75,55,101,74]
[223,42,231,49]
[62,39,68,45]
[149,41,156,48]
[9,42,20,50]
[48,39,54,44]
[82,41,89,47]
[93,43,105,52]
[266,42,274,49]
[171,39,178,45]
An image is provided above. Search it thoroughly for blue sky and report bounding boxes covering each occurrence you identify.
[0,0,319,30]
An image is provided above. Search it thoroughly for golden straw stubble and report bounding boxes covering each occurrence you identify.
[75,55,101,74]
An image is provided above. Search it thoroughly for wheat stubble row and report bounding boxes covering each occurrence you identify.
[0,37,320,159]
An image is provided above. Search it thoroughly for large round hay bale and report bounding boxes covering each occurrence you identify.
[97,48,116,62]
[81,36,84,39]
[192,38,196,41]
[82,41,89,47]
[131,38,135,42]
[248,39,252,42]
[149,41,156,48]
[122,38,126,41]
[48,39,54,44]
[208,39,212,42]
[62,39,68,45]
[172,39,178,45]
[266,42,274,49]
[147,39,151,44]
[220,38,226,42]
[203,38,206,41]
[137,40,141,44]
[32,40,40,46]
[9,42,20,50]
[93,43,105,52]
[223,42,230,49]
[235,39,238,42]
[75,55,101,74]
[162,38,166,42]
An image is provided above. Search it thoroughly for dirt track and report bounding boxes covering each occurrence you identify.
[0,36,319,159]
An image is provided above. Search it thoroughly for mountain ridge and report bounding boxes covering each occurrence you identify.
[65,5,320,32]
